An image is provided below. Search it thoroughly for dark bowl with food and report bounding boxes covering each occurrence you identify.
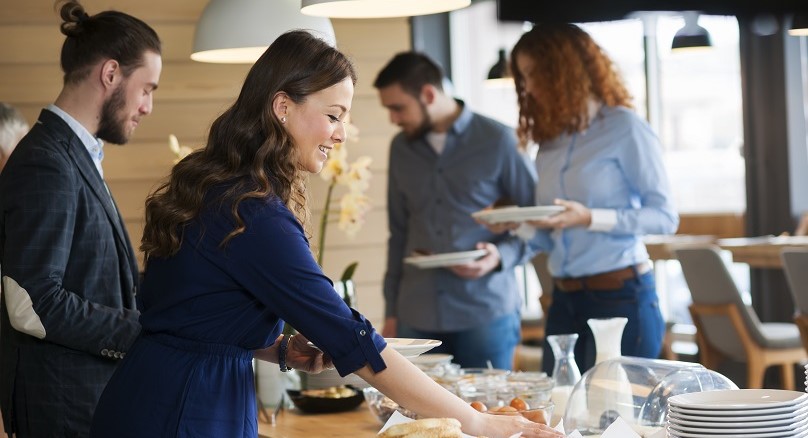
[287,385,364,414]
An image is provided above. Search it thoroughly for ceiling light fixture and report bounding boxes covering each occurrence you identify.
[485,49,513,88]
[191,0,336,64]
[671,11,712,52]
[300,0,471,19]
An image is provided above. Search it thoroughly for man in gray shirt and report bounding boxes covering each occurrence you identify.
[374,52,537,369]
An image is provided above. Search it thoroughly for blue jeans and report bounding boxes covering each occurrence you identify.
[541,271,665,375]
[397,311,521,370]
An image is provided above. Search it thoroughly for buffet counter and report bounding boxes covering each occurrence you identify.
[257,404,380,438]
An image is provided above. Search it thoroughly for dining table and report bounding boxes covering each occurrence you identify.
[643,234,716,261]
[257,404,381,438]
[715,235,808,269]
[643,234,808,269]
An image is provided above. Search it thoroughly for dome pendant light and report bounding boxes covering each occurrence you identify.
[672,11,712,52]
[485,49,513,88]
[192,0,336,64]
[300,0,471,19]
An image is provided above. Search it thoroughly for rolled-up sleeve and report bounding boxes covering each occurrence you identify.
[336,308,387,376]
[221,200,387,376]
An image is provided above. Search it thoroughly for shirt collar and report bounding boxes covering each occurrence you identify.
[46,104,105,178]
[448,99,473,135]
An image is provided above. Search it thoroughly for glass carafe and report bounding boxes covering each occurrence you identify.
[547,333,581,422]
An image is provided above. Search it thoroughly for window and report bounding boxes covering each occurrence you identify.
[656,15,744,213]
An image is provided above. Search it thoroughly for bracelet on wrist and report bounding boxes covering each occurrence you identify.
[279,334,293,372]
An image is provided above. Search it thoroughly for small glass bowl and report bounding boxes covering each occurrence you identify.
[454,368,510,395]
[507,372,554,405]
[487,401,554,425]
[362,386,417,424]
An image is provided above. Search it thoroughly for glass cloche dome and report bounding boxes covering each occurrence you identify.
[563,357,737,435]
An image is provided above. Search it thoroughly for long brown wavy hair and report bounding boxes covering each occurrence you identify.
[141,30,356,260]
[510,23,632,146]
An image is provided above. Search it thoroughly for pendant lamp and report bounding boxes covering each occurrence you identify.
[192,0,336,64]
[300,0,471,19]
[671,11,712,51]
[485,49,513,88]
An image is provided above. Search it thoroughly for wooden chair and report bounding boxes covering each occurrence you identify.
[512,254,554,371]
[676,246,805,389]
[795,213,808,237]
[781,249,808,354]
[531,252,554,319]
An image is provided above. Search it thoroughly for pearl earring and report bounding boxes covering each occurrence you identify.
[281,116,287,124]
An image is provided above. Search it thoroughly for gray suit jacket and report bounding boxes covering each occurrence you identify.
[0,109,141,437]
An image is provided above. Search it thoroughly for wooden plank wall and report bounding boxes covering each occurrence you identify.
[0,0,408,325]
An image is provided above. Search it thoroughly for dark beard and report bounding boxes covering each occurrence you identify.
[404,101,432,141]
[96,84,129,145]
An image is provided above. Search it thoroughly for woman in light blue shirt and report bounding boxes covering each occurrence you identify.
[491,23,679,374]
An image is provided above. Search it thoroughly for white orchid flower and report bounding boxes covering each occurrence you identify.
[168,134,194,163]
[338,192,371,236]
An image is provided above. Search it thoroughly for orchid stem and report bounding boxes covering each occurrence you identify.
[317,181,336,267]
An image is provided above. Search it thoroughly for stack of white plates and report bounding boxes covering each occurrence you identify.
[667,389,808,437]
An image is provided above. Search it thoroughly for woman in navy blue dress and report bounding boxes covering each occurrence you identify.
[90,30,563,438]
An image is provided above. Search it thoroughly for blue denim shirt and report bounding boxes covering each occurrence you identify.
[383,104,537,331]
[529,106,679,277]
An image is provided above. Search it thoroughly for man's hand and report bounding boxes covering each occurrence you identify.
[476,219,520,234]
[473,206,520,234]
[448,242,500,279]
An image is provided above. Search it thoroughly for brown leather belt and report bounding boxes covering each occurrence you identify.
[554,262,652,292]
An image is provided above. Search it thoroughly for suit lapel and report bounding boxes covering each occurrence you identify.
[38,110,138,294]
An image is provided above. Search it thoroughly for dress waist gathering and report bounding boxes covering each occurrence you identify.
[142,331,253,359]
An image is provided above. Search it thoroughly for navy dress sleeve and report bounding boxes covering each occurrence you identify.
[218,199,387,377]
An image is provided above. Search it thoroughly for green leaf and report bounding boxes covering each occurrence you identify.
[340,261,359,282]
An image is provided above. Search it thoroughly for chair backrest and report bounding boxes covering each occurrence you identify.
[675,246,767,359]
[531,253,553,317]
[782,249,808,315]
[795,213,808,236]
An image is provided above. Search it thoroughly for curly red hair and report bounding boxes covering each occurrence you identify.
[510,23,633,146]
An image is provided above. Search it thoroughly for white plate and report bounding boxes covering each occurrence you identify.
[669,416,807,429]
[668,417,808,434]
[668,389,808,410]
[407,353,453,366]
[403,250,488,269]
[385,338,442,357]
[667,422,808,438]
[471,205,564,224]
[669,402,807,417]
[668,404,808,423]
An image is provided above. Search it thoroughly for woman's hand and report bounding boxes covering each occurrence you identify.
[285,334,334,374]
[470,411,564,438]
[528,198,591,230]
